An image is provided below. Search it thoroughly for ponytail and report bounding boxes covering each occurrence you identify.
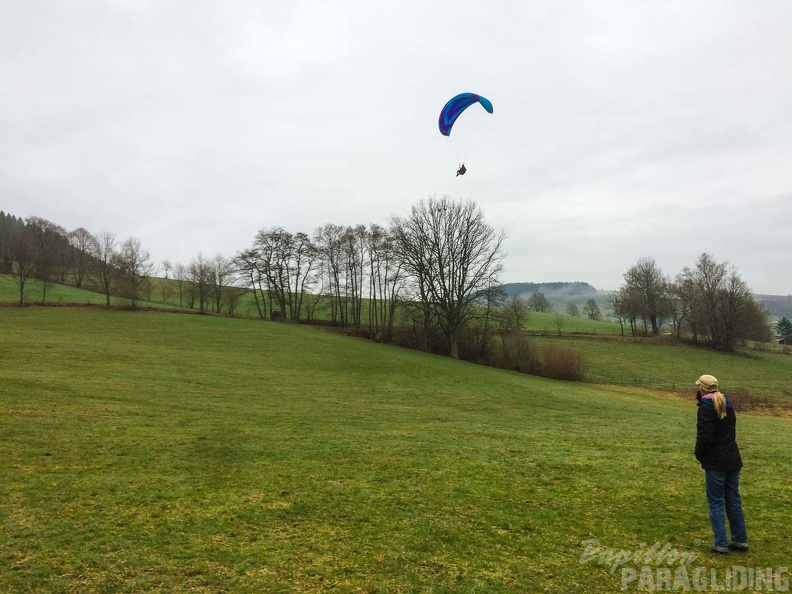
[710,391,727,420]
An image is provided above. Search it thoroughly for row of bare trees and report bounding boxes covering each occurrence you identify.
[1,213,155,308]
[391,198,505,358]
[2,200,507,362]
[1,211,250,313]
[526,292,602,320]
[3,197,507,359]
[234,197,506,358]
[3,207,774,359]
[609,254,773,349]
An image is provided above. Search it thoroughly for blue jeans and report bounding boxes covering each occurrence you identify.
[705,469,748,548]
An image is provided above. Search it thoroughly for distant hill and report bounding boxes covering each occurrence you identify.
[756,294,792,320]
[500,282,610,309]
[501,282,791,320]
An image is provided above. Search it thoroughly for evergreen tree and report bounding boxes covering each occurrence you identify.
[777,317,792,344]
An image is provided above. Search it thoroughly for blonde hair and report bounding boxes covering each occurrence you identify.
[709,391,727,420]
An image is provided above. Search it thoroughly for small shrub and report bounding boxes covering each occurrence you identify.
[726,388,790,413]
[504,332,542,374]
[540,344,587,382]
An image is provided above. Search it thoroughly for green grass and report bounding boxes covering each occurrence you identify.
[0,273,108,305]
[3,272,788,397]
[0,274,184,310]
[520,311,623,334]
[531,335,792,400]
[2,308,791,593]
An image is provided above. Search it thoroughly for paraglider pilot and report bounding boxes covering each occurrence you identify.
[456,163,466,177]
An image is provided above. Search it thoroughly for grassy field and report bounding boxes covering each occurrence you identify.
[0,274,176,310]
[2,307,791,593]
[2,272,788,397]
[531,335,792,401]
[0,274,107,305]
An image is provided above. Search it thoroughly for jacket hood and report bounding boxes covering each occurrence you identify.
[698,392,733,410]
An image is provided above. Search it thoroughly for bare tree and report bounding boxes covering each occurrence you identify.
[289,232,318,321]
[553,314,565,335]
[173,262,188,308]
[51,224,70,285]
[342,225,367,330]
[314,224,347,326]
[716,265,773,347]
[606,291,627,336]
[622,257,668,334]
[90,232,118,307]
[690,253,728,345]
[252,227,317,321]
[68,227,95,288]
[187,253,212,313]
[27,217,66,302]
[116,237,154,309]
[619,285,644,334]
[234,249,265,319]
[624,253,772,349]
[528,291,553,313]
[210,253,234,314]
[506,295,529,329]
[224,286,247,316]
[471,283,505,362]
[10,225,37,304]
[565,302,580,317]
[391,196,505,359]
[668,271,697,340]
[582,298,602,321]
[253,227,290,319]
[366,223,403,340]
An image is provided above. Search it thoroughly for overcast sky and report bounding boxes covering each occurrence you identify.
[2,0,790,294]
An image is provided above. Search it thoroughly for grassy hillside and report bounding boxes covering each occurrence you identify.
[2,308,790,593]
[532,335,792,400]
[520,310,622,334]
[0,273,623,330]
[0,273,112,305]
[2,271,787,396]
[0,273,184,310]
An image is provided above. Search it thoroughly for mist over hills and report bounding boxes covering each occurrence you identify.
[502,282,792,320]
[755,294,792,320]
[501,282,609,307]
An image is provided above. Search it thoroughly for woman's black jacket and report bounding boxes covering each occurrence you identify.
[695,393,743,472]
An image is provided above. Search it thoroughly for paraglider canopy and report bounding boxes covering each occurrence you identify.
[438,92,493,137]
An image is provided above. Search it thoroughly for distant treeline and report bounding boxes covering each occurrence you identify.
[502,281,599,295]
[1,207,782,354]
[501,280,789,321]
[501,282,604,305]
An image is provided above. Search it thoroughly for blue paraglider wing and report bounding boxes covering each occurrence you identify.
[438,93,493,136]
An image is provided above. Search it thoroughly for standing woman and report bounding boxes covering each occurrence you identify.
[694,374,749,554]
